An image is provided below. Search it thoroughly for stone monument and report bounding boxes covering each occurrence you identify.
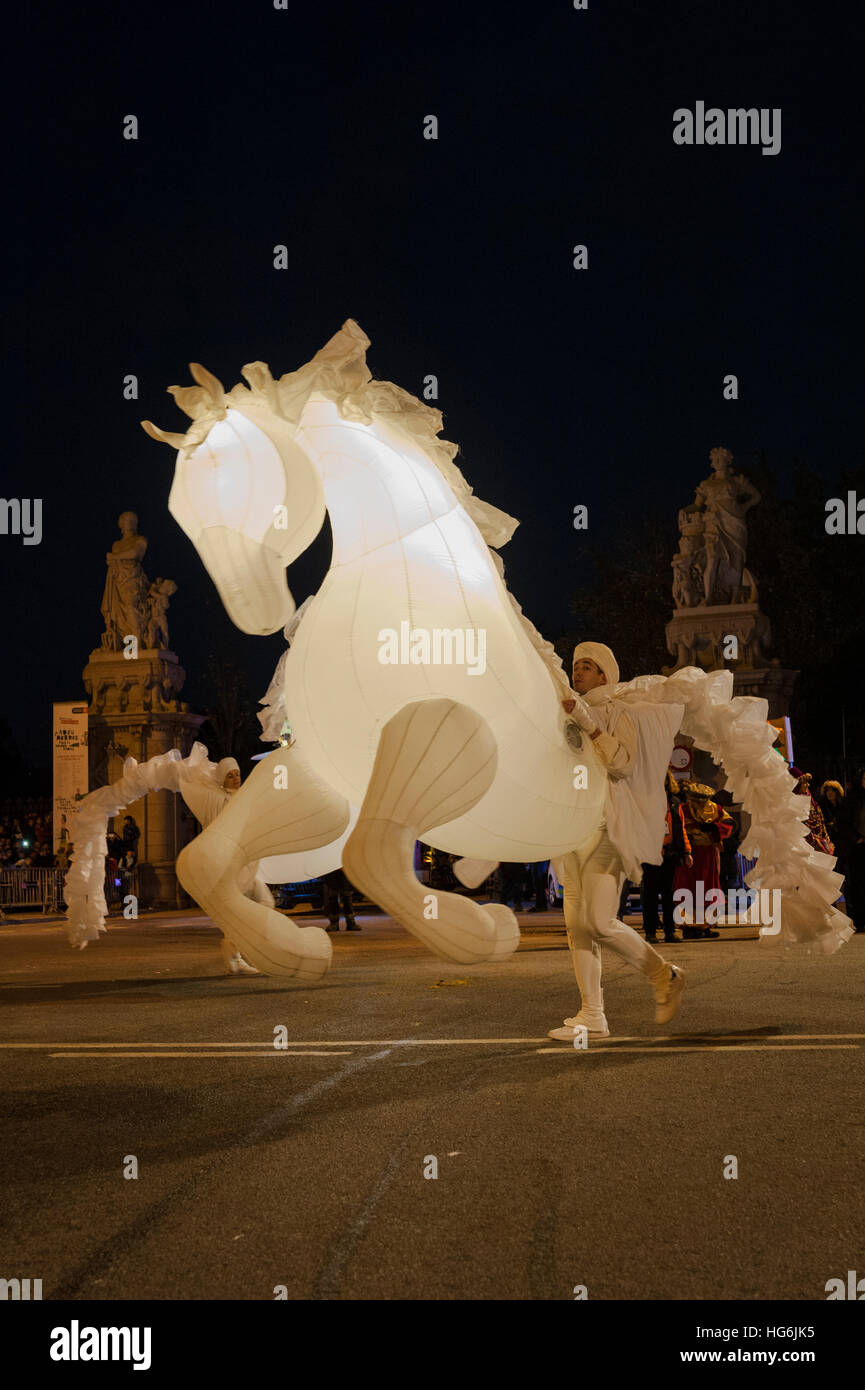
[665,448,798,717]
[83,512,205,906]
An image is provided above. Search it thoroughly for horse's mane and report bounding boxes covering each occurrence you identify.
[143,319,519,542]
[144,319,573,703]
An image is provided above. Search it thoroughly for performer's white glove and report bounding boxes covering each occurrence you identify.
[563,693,599,734]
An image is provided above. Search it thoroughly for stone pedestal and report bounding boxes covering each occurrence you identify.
[665,603,798,718]
[666,603,771,671]
[728,665,799,720]
[83,649,205,908]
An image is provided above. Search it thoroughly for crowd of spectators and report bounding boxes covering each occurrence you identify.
[106,818,140,890]
[815,769,865,932]
[0,798,144,885]
[0,796,58,868]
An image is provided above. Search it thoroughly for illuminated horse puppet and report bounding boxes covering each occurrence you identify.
[138,319,614,978]
[139,320,851,979]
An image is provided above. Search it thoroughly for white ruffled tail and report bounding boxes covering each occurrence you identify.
[614,668,852,955]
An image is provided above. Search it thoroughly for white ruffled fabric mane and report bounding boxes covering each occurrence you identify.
[64,742,222,948]
[143,317,520,549]
[612,668,852,956]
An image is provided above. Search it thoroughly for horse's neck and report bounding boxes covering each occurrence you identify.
[297,398,464,566]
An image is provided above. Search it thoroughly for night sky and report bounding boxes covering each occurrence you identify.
[4,0,862,768]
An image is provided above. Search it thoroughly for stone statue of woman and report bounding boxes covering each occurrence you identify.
[99,511,150,651]
[694,448,761,605]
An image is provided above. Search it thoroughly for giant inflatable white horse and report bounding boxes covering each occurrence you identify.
[140,320,609,979]
[128,320,850,980]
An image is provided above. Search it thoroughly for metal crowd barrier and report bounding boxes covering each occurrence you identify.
[0,867,66,914]
[0,865,141,916]
[104,866,140,911]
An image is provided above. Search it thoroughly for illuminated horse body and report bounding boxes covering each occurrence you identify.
[143,320,606,979]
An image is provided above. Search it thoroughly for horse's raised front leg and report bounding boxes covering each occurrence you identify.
[453,857,499,889]
[342,699,520,964]
[177,747,350,980]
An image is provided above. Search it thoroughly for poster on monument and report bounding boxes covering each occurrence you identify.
[52,702,89,853]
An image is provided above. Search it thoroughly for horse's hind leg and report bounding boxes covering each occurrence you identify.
[342,699,520,964]
[177,746,350,980]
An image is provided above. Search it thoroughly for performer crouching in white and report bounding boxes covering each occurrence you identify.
[548,642,685,1040]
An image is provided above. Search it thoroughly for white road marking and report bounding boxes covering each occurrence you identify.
[536,1044,859,1054]
[2,1033,865,1050]
[2,1038,557,1048]
[48,1050,355,1059]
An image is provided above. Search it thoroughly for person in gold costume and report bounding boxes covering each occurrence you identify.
[791,768,834,856]
[673,782,734,939]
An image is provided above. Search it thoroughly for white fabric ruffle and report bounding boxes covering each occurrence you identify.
[257,595,314,742]
[64,742,219,948]
[143,319,519,552]
[612,668,852,955]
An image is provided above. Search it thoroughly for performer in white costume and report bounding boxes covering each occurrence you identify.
[548,642,685,1040]
[179,756,270,975]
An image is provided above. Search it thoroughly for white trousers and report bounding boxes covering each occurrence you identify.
[225,875,274,958]
[562,826,669,1011]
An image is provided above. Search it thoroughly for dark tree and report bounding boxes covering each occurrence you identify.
[198,656,262,768]
[557,509,677,678]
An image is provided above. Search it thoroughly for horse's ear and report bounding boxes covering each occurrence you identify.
[168,384,212,420]
[241,362,280,410]
[188,363,225,403]
[141,420,187,448]
[241,361,274,390]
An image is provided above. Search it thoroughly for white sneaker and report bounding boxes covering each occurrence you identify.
[563,1010,606,1028]
[228,953,260,975]
[221,937,260,976]
[548,1010,610,1041]
[654,965,685,1024]
[564,1008,609,1034]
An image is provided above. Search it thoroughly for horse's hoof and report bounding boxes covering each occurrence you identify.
[482,904,521,961]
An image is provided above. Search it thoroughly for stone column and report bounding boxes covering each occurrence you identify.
[83,648,205,908]
[664,605,798,717]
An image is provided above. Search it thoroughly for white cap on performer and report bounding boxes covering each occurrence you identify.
[572,641,620,688]
[216,757,241,786]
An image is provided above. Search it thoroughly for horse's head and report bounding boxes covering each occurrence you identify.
[142,363,326,635]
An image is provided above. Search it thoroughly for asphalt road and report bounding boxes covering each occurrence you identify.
[1,908,862,1301]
